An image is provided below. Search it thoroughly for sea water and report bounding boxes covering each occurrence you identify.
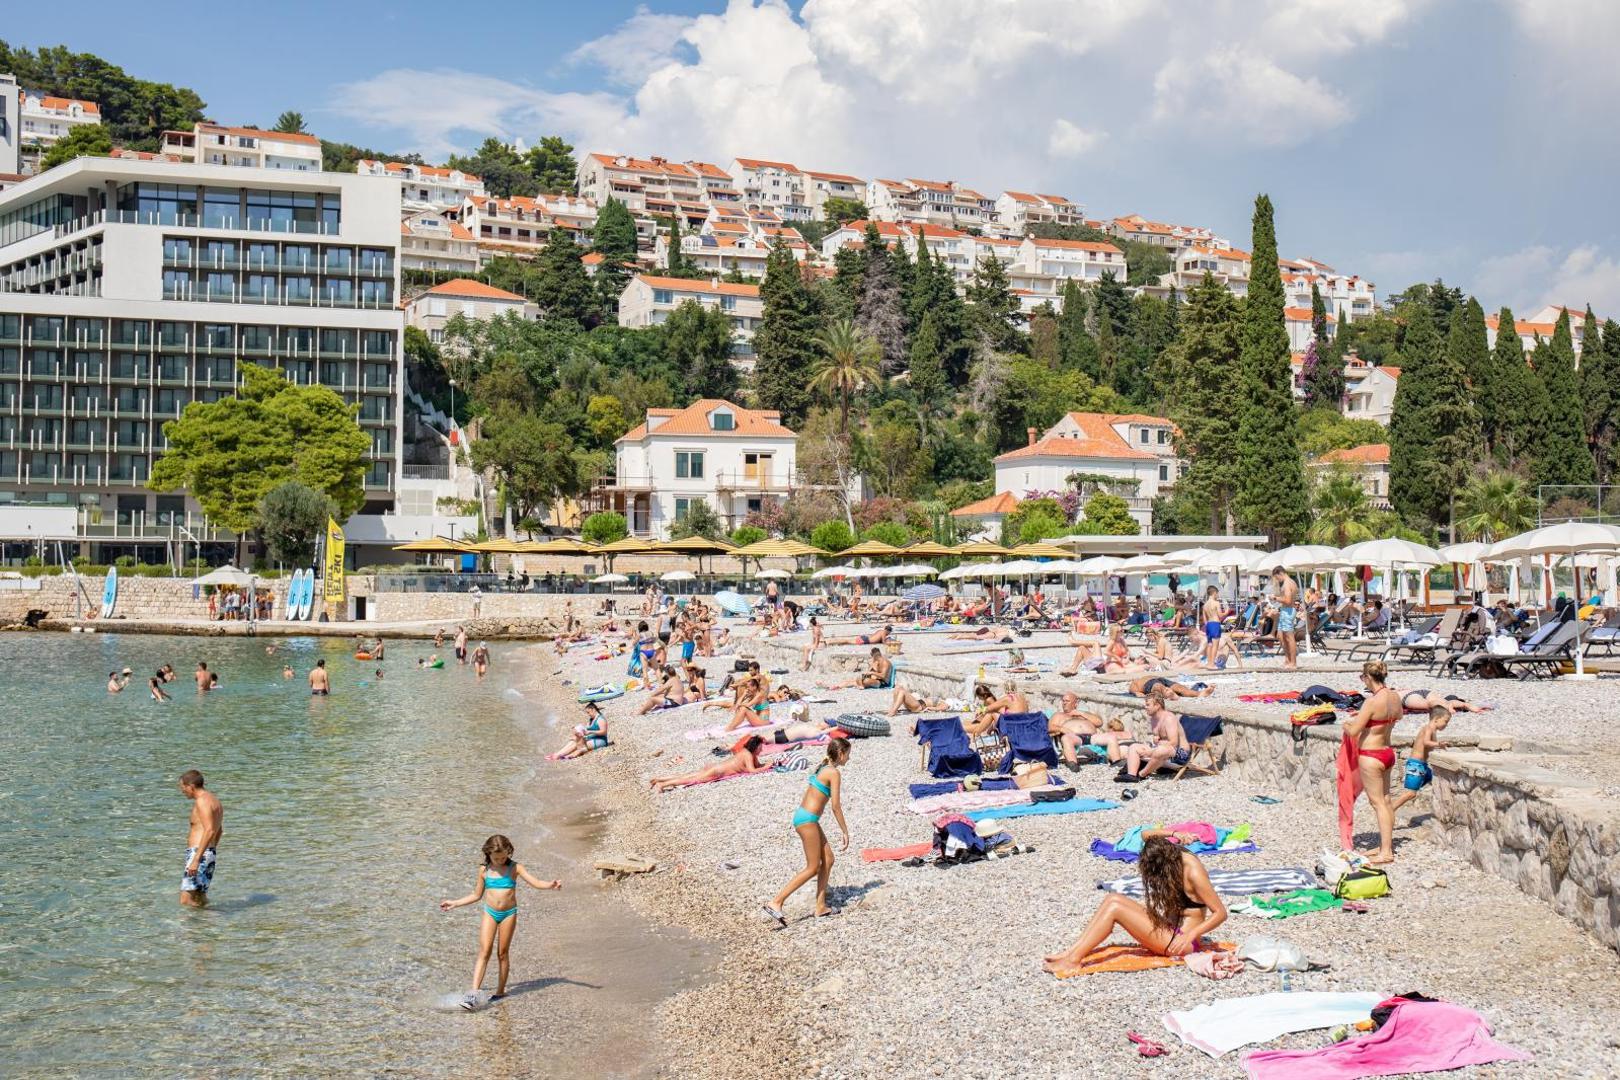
[0,633,584,1074]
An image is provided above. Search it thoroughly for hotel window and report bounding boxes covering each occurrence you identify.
[1159,465,1169,482]
[675,451,704,479]
[674,497,702,521]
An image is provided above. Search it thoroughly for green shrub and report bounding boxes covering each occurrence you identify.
[730,525,767,547]
[582,511,628,545]
[810,520,854,553]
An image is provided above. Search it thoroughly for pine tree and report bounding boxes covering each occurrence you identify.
[1233,194,1309,542]
[1310,281,1329,346]
[1165,274,1245,532]
[1388,303,1480,528]
[1095,271,1131,338]
[1057,280,1098,380]
[966,255,1021,352]
[1534,311,1597,488]
[909,241,971,385]
[856,225,908,374]
[1577,307,1613,482]
[532,228,594,326]
[888,235,915,324]
[1095,310,1118,391]
[665,216,689,273]
[751,243,817,426]
[590,197,638,316]
[1485,307,1535,467]
[908,309,947,410]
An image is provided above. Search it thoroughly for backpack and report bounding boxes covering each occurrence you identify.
[1334,867,1391,900]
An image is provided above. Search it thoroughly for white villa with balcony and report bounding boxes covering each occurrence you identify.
[357,160,484,213]
[590,399,802,538]
[995,191,1085,234]
[1015,236,1127,284]
[991,412,1182,530]
[1342,361,1400,425]
[17,91,101,168]
[405,278,535,344]
[617,275,763,368]
[399,210,480,273]
[160,124,322,171]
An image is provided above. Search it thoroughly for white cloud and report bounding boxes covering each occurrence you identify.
[1047,119,1105,159]
[568,5,696,86]
[1255,0,1428,58]
[1474,245,1620,318]
[1151,45,1352,147]
[1498,0,1620,94]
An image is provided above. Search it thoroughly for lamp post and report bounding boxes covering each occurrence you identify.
[448,378,456,436]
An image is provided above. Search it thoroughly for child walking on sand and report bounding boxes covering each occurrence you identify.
[762,737,851,926]
[1390,706,1450,814]
[439,835,561,1008]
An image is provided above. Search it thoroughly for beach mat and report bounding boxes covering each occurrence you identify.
[1089,839,1259,863]
[1049,941,1236,979]
[1098,867,1314,897]
[861,842,933,863]
[965,798,1119,822]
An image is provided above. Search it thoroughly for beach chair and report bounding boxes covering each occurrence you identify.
[1380,611,1460,665]
[1327,615,1440,662]
[994,711,1059,773]
[915,716,983,778]
[1583,611,1620,655]
[1172,714,1224,780]
[1444,614,1577,679]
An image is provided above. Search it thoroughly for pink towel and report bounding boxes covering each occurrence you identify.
[907,789,1031,815]
[1336,733,1363,850]
[861,842,932,863]
[1164,821,1218,846]
[1243,1001,1531,1080]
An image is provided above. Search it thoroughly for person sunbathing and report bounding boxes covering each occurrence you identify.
[649,735,769,792]
[1116,690,1189,782]
[820,648,892,690]
[1092,717,1138,763]
[887,685,963,716]
[723,676,773,731]
[766,717,839,745]
[1042,836,1227,973]
[948,625,1014,642]
[1048,692,1106,766]
[767,683,804,703]
[1398,687,1490,715]
[823,624,891,647]
[636,666,695,715]
[966,680,1028,736]
[1128,674,1212,699]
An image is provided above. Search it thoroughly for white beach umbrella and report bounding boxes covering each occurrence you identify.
[660,569,696,582]
[1338,537,1445,633]
[887,562,939,577]
[1116,552,1175,573]
[754,568,792,579]
[811,565,851,579]
[994,559,1044,577]
[1255,545,1345,572]
[1075,555,1126,574]
[939,564,974,581]
[193,564,254,587]
[1484,524,1620,676]
[1438,542,1492,603]
[591,573,629,584]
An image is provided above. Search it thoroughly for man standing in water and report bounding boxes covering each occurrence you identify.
[309,659,331,695]
[178,770,223,907]
[454,626,469,665]
[195,662,212,692]
[1272,566,1300,671]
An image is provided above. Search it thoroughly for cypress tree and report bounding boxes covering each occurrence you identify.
[1486,307,1534,467]
[908,309,946,409]
[1095,271,1131,338]
[532,228,594,326]
[1233,194,1309,542]
[1453,297,1492,393]
[1095,310,1118,391]
[590,197,638,316]
[665,216,688,273]
[1057,280,1098,380]
[1167,274,1244,531]
[1387,302,1481,527]
[1534,311,1597,487]
[1310,281,1329,345]
[1604,319,1620,482]
[1522,341,1555,471]
[751,243,817,426]
[1577,307,1612,481]
[888,235,915,324]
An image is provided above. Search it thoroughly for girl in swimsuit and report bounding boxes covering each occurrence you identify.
[439,834,561,1006]
[1345,660,1402,864]
[649,735,769,792]
[763,736,851,925]
[1042,836,1227,972]
[802,616,823,671]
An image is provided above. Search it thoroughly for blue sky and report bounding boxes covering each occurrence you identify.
[9,0,1619,315]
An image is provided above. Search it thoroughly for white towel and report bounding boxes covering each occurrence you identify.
[1163,991,1387,1058]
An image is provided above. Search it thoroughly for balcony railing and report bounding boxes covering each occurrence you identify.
[713,470,792,492]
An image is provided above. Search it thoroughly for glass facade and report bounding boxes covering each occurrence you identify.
[156,235,393,308]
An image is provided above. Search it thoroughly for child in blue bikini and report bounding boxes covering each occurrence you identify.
[440,834,561,1007]
[763,737,851,926]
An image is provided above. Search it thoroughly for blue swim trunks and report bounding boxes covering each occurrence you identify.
[1278,606,1298,633]
[1403,758,1433,791]
[1204,620,1223,640]
[182,846,216,893]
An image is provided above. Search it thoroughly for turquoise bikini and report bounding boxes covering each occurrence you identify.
[792,770,833,828]
[483,867,518,923]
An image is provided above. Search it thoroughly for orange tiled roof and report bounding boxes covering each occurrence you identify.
[1284,307,1335,322]
[1029,237,1123,255]
[197,123,319,146]
[950,492,1020,517]
[31,94,100,115]
[735,156,799,171]
[1003,190,1040,204]
[634,274,761,298]
[618,399,794,442]
[994,412,1164,463]
[420,278,528,302]
[1318,443,1390,465]
[804,169,863,183]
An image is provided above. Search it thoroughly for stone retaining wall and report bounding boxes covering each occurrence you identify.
[0,575,239,623]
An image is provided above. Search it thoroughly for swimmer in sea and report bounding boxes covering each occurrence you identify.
[108,668,130,693]
[194,662,212,692]
[309,659,330,696]
[150,676,170,701]
[472,642,490,677]
[283,664,294,679]
[160,664,176,683]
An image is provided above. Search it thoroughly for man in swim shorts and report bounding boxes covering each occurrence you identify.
[1271,567,1300,670]
[309,659,330,695]
[178,769,223,906]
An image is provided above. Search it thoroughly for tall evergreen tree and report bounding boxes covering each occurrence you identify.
[1604,319,1620,483]
[1094,271,1131,338]
[590,198,638,315]
[1057,280,1098,380]
[888,235,915,322]
[907,243,972,385]
[1095,311,1118,392]
[1534,311,1597,488]
[1577,307,1613,482]
[1310,281,1329,345]
[966,255,1021,353]
[907,309,947,411]
[1485,307,1535,467]
[532,228,593,326]
[855,225,908,374]
[1452,297,1492,393]
[1523,341,1555,472]
[1165,274,1244,531]
[665,216,690,274]
[1388,303,1480,527]
[1233,194,1310,542]
[751,243,817,426]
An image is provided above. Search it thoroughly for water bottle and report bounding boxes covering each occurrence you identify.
[1280,971,1294,993]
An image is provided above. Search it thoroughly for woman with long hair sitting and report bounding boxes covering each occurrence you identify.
[1042,835,1227,972]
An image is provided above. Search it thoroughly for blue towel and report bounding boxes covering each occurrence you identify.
[908,781,961,798]
[1088,838,1260,863]
[965,798,1119,821]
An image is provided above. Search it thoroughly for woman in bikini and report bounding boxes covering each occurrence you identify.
[439,834,561,1007]
[648,734,770,792]
[763,736,851,925]
[967,681,1027,735]
[1042,835,1227,972]
[723,675,773,731]
[801,615,823,670]
[888,684,962,716]
[549,702,609,760]
[1398,688,1490,715]
[1345,660,1402,864]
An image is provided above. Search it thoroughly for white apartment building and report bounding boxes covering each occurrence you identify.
[1281,268,1377,326]
[801,169,865,218]
[1016,236,1127,284]
[995,191,1084,234]
[617,275,763,368]
[0,74,20,178]
[729,157,811,222]
[356,160,484,213]
[991,412,1182,531]
[405,278,535,343]
[1141,244,1253,300]
[590,398,802,537]
[398,209,479,274]
[654,230,772,278]
[1108,214,1222,251]
[865,178,1001,232]
[819,219,977,280]
[160,123,322,171]
[1486,304,1599,354]
[18,90,101,167]
[0,156,405,553]
[1342,360,1400,425]
[457,193,597,262]
[1311,443,1391,509]
[575,153,728,218]
[1285,306,1336,352]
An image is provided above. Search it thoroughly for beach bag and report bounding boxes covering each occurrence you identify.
[1289,704,1336,743]
[1334,867,1391,900]
[1031,786,1076,803]
[1486,634,1519,657]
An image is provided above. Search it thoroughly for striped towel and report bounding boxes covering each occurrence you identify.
[1097,867,1315,897]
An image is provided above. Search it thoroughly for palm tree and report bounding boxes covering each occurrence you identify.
[1307,469,1376,547]
[1455,472,1538,541]
[809,319,882,428]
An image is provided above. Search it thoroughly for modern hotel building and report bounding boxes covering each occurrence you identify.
[0,156,405,557]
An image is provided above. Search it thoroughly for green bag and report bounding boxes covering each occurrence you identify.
[1334,867,1391,900]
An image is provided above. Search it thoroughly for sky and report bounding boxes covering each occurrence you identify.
[10,0,1620,316]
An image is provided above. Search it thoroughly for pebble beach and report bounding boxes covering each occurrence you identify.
[537,615,1620,1079]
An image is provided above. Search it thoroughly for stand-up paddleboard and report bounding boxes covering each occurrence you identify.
[101,566,118,618]
[297,568,316,620]
[284,569,302,620]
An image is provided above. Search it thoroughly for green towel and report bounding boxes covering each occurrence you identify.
[1247,887,1341,918]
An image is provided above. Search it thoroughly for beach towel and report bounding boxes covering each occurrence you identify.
[1048,940,1236,979]
[1089,839,1259,862]
[1241,1000,1532,1080]
[909,789,1032,815]
[908,781,962,798]
[860,842,933,863]
[1164,991,1388,1058]
[965,798,1118,822]
[1229,888,1342,919]
[1098,867,1315,897]
[1238,691,1302,703]
[1336,733,1363,850]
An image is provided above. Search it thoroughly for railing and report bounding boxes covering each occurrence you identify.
[402,464,451,480]
[593,474,655,491]
[713,470,792,491]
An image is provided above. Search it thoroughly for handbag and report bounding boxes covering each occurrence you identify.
[1334,867,1391,900]
[1031,786,1076,803]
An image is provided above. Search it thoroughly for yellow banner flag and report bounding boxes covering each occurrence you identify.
[324,517,346,603]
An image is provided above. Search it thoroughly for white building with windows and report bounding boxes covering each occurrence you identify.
[0,156,406,553]
[729,157,811,222]
[995,191,1084,234]
[398,210,479,273]
[160,123,322,171]
[575,153,728,218]
[18,90,101,168]
[617,275,763,368]
[1015,236,1127,284]
[801,169,865,218]
[1342,360,1400,425]
[1108,214,1222,251]
[405,278,535,343]
[991,412,1181,530]
[357,160,484,213]
[590,398,802,537]
[0,74,20,177]
[458,193,596,262]
[1311,443,1391,509]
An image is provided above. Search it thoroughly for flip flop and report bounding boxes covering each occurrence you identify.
[760,904,786,927]
[813,908,842,918]
[1127,1031,1168,1057]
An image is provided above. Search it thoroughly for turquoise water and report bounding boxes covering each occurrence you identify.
[0,633,559,1075]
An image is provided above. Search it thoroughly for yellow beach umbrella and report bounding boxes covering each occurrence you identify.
[897,540,956,558]
[839,539,901,558]
[393,536,475,554]
[953,540,1012,557]
[1011,541,1071,559]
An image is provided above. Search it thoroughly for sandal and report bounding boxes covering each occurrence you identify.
[1127,1031,1168,1057]
[759,904,786,927]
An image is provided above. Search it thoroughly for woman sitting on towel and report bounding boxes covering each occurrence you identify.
[648,734,769,793]
[1398,687,1490,715]
[967,681,1029,736]
[1345,660,1402,865]
[1042,836,1227,972]
[723,676,774,731]
[887,684,963,717]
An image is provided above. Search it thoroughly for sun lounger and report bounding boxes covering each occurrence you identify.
[1583,611,1620,655]
[1326,615,1440,662]
[1494,619,1583,679]
[1441,610,1575,679]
